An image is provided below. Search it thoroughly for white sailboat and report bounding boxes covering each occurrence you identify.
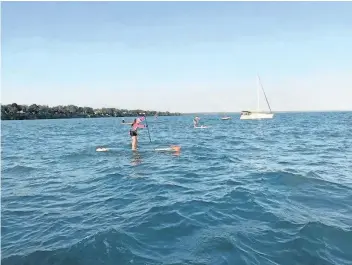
[240,74,274,120]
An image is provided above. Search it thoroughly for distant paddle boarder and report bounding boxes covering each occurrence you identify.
[193,116,200,127]
[130,117,147,150]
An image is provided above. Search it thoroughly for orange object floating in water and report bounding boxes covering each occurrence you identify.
[170,145,181,152]
[154,145,181,152]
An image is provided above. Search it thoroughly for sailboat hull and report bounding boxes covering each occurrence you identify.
[240,112,274,120]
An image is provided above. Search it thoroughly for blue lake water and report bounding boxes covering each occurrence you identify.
[1,112,352,265]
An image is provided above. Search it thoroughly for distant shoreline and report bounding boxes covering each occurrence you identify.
[1,103,350,121]
[1,103,181,121]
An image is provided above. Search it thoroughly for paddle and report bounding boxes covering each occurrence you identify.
[140,113,152,143]
[139,113,181,152]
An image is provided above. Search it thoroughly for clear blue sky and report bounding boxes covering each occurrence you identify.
[1,1,352,112]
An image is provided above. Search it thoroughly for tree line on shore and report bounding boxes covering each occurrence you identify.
[1,103,181,120]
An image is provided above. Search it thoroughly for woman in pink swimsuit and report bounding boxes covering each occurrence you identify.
[130,118,147,150]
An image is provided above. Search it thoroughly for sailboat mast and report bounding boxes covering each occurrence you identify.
[257,74,272,113]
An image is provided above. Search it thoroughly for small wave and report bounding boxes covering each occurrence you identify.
[2,165,37,174]
[250,170,352,191]
[222,179,242,186]
[2,228,160,265]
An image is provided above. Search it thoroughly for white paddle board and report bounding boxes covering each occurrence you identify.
[96,147,109,152]
[97,146,181,152]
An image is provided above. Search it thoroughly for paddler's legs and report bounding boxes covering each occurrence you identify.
[132,136,137,150]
